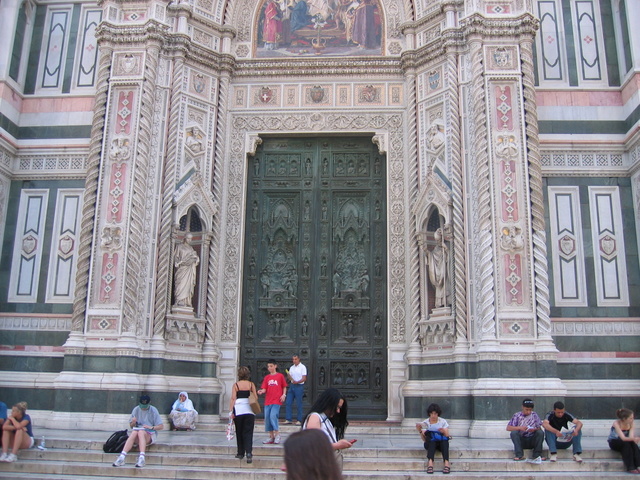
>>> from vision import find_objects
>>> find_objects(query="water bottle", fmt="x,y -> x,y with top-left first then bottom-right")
37,436 -> 46,450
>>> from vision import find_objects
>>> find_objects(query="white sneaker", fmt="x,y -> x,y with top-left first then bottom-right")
528,456 -> 542,465
6,454 -> 17,463
135,455 -> 145,468
0,453 -> 7,462
573,454 -> 583,463
549,454 -> 557,462
113,454 -> 126,467
274,434 -> 281,444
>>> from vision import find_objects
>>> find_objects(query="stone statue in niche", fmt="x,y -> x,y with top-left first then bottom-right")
301,315 -> 308,337
270,312 -> 287,336
319,315 -> 327,336
246,315 -> 254,338
334,368 -> 343,385
374,315 -> 382,337
359,270 -> 370,295
319,367 -> 325,386
260,268 -> 271,297
425,227 -> 449,308
173,233 -> 199,308
357,369 -> 367,385
346,369 -> 354,385
375,367 -> 381,387
426,122 -> 445,151
184,126 -> 205,153
333,271 -> 342,297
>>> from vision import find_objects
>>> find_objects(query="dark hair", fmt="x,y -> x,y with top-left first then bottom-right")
553,401 -> 565,410
427,403 -> 442,416
303,388 -> 348,439
616,408 -> 633,421
267,359 -> 278,366
284,429 -> 343,480
237,366 -> 251,381
522,398 -> 534,408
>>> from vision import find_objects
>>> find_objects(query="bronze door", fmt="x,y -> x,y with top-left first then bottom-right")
241,137 -> 387,419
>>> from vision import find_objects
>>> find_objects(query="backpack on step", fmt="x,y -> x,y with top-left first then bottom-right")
103,429 -> 129,453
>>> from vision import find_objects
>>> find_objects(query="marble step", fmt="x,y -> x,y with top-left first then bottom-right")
0,462 -> 633,480
39,438 -> 625,460
6,448 -> 626,473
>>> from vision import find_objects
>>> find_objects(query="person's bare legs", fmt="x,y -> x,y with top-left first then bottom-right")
138,432 -> 149,453
1,430 -> 12,455
120,430 -> 140,453
12,428 -> 30,454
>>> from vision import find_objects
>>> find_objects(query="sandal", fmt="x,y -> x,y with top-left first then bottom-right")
443,466 -> 450,474
513,456 -> 526,461
426,465 -> 434,474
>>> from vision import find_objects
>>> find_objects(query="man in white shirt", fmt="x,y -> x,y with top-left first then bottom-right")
284,354 -> 307,425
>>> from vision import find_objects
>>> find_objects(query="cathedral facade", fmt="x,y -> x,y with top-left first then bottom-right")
0,0 -> 638,434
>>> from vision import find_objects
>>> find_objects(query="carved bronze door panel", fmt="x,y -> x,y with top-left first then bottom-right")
241,137 -> 387,419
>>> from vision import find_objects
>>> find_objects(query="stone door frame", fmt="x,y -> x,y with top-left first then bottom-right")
215,111 -> 412,421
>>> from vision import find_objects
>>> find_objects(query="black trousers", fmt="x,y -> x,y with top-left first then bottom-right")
423,432 -> 450,461
609,438 -> 640,471
234,414 -> 255,456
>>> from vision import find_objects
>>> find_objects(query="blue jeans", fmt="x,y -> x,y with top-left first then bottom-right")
264,404 -> 281,432
286,384 -> 304,422
545,429 -> 582,454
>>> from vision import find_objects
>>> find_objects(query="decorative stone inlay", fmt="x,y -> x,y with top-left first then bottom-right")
552,319 -> 640,336
541,151 -> 624,171
0,315 -> 72,331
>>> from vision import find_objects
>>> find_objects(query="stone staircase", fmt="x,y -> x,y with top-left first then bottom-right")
0,426 -> 630,479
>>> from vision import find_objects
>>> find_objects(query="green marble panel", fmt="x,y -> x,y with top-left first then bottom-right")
0,387 -> 220,415
553,336 -> 640,352
599,0 -> 620,86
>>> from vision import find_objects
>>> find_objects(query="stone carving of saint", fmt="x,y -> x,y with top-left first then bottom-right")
260,269 -> 270,297
427,122 -> 445,151
301,315 -> 308,337
319,366 -> 325,386
333,271 -> 342,297
374,315 -> 382,337
246,315 -> 254,338
359,270 -> 370,295
174,233 -> 199,308
425,227 -> 449,308
319,315 -> 327,336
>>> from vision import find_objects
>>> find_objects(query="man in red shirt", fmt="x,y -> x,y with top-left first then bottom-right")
258,359 -> 287,444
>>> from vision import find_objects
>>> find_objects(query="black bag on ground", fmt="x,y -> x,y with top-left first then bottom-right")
103,429 -> 129,453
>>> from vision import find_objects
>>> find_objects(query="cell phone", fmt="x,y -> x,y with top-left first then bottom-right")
349,439 -> 357,444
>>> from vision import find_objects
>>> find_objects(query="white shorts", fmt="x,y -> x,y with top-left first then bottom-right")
28,436 -> 34,448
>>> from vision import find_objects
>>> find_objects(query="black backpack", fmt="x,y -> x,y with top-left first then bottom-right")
103,429 -> 129,453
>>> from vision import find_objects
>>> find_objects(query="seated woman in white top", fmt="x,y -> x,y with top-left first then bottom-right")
416,403 -> 451,474
169,392 -> 198,430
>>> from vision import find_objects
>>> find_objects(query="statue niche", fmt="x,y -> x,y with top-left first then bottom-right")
416,209 -> 455,351
166,208 -> 207,347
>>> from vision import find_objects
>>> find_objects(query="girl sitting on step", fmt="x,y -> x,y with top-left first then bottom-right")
608,408 -> 640,474
0,401 -> 34,463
